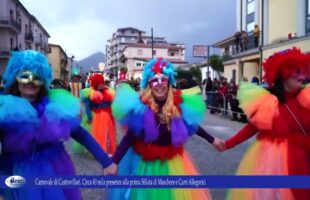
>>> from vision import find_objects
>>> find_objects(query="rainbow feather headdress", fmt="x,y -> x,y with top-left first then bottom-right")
141,58 -> 176,89
3,50 -> 52,90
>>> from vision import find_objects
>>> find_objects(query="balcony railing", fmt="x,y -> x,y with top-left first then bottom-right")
231,31 -> 262,55
25,33 -> 34,43
0,46 -> 12,58
0,17 -> 21,33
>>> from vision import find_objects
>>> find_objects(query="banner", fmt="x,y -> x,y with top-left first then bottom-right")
1,176 -> 310,189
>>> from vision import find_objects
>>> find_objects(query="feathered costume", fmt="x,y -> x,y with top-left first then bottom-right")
109,58 -> 212,200
75,73 -> 116,155
0,50 -> 112,200
225,48 -> 310,200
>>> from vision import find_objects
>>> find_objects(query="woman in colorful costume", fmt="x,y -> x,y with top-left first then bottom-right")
78,73 -> 116,155
0,50 -> 117,200
109,58 -> 225,200
224,47 -> 310,200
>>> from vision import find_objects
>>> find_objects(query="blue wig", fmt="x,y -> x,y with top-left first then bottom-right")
141,58 -> 176,89
3,50 -> 52,90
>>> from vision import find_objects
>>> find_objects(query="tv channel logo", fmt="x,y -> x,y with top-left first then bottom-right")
5,176 -> 26,188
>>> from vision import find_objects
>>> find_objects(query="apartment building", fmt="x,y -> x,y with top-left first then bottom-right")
106,27 -> 168,68
213,0 -> 310,83
48,44 -> 70,81
0,0 -> 50,79
121,43 -> 187,79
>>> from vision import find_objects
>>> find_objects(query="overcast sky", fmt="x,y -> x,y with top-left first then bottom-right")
20,0 -> 236,62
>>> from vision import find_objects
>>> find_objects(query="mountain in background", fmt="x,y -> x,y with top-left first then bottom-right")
75,52 -> 106,73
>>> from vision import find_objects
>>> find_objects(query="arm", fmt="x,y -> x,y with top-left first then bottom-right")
197,126 -> 226,151
225,123 -> 258,149
71,126 -> 112,168
196,126 -> 214,144
112,130 -> 135,164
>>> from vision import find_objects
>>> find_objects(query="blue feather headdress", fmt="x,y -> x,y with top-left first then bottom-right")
141,58 -> 176,89
3,50 -> 52,90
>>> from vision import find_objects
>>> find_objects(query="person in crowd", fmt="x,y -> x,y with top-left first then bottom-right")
253,25 -> 260,48
109,58 -> 225,200
78,73 -> 116,156
0,50 -> 117,200
224,48 -> 310,200
234,31 -> 241,53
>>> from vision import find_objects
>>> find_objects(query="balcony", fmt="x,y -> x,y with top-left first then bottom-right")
214,31 -> 262,62
0,46 -> 11,59
0,17 -> 21,33
35,39 -> 42,46
230,32 -> 262,57
25,33 -> 34,44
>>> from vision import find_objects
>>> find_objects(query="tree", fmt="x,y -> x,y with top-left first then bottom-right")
209,54 -> 224,77
176,66 -> 202,88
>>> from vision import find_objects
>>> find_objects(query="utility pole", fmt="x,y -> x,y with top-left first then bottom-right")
207,45 -> 210,77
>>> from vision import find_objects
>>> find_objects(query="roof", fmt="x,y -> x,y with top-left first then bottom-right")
123,56 -> 187,64
117,27 -> 146,33
123,43 -> 185,51
212,35 -> 235,48
48,43 -> 67,57
16,0 -> 50,37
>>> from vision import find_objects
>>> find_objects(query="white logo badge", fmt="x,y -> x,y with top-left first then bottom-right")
5,176 -> 26,188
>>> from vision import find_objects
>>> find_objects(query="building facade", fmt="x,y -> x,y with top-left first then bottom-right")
213,0 -> 310,84
0,0 -> 50,80
106,27 -> 168,69
121,43 -> 187,79
47,44 -> 70,81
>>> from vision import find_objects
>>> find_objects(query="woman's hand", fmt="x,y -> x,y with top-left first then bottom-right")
212,137 -> 226,152
103,163 -> 118,175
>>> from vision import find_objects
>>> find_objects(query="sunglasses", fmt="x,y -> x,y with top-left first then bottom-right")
149,78 -> 169,88
16,71 -> 44,86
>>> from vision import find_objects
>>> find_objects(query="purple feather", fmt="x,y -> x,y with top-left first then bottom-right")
143,108 -> 159,142
171,118 -> 189,146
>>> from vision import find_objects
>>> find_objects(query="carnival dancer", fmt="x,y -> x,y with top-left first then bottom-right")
109,58 -> 225,200
0,50 -> 117,200
68,67 -> 83,98
78,73 -> 116,155
224,47 -> 310,200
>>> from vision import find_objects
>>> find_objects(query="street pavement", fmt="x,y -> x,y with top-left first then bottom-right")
68,112 -> 254,200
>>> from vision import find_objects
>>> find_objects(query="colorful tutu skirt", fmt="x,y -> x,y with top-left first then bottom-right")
92,108 -> 116,155
108,142 -> 211,200
1,144 -> 81,200
227,136 -> 310,200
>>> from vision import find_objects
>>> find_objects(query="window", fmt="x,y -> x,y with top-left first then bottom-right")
169,51 -> 175,56
25,24 -> 28,34
247,21 -> 255,32
10,10 -> 13,19
137,49 -> 143,56
246,0 -> 255,32
152,50 -> 156,56
232,69 -> 236,83
10,38 -> 14,50
307,0 -> 310,35
136,62 -> 142,67
247,0 -> 255,14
